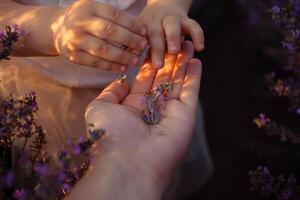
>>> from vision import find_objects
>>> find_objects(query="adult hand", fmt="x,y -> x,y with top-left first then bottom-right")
51,0 -> 148,71
79,41 -> 203,199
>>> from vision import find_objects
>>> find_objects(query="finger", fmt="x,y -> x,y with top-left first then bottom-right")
70,35 -> 141,67
84,17 -> 148,51
69,51 -> 126,72
93,2 -> 147,36
152,54 -> 177,88
163,16 -> 181,54
181,18 -> 205,51
179,59 -> 203,109
131,61 -> 157,94
148,23 -> 165,69
170,41 -> 194,98
96,77 -> 130,104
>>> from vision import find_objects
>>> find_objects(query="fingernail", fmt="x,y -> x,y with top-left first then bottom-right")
132,56 -> 140,65
169,46 -> 179,54
154,60 -> 163,69
140,40 -> 147,49
197,44 -> 204,51
140,27 -> 147,36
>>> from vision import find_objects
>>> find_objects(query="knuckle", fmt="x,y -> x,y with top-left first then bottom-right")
164,15 -> 178,23
104,23 -> 117,38
188,19 -> 199,27
148,26 -> 164,36
112,9 -> 122,22
98,43 -> 109,57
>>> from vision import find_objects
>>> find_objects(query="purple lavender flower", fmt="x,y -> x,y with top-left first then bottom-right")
33,164 -> 49,176
57,171 -> 67,182
11,24 -> 19,31
0,92 -> 101,200
0,24 -> 26,60
281,188 -> 293,200
291,29 -> 300,38
13,189 -> 26,200
249,167 -> 299,200
141,82 -> 172,125
281,41 -> 294,51
270,5 -> 281,14
0,32 -> 5,40
5,171 -> 14,187
72,144 -> 81,155
253,113 -> 270,128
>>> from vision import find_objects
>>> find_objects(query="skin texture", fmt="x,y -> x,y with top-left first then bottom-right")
66,41 -> 203,200
139,0 -> 205,68
52,0 -> 148,71
0,0 -> 204,72
0,0 -> 147,71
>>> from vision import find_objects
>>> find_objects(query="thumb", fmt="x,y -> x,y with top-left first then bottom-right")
96,74 -> 129,104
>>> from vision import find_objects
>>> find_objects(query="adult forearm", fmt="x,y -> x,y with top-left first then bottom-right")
147,0 -> 193,12
0,1 -> 61,56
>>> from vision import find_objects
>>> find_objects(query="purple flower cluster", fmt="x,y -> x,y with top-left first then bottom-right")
244,1 -> 300,142
141,82 -> 172,125
249,166 -> 300,200
253,113 -> 300,144
241,1 -> 300,198
0,24 -> 26,61
0,93 -> 103,200
265,73 -> 300,115
0,92 -> 38,147
268,1 -> 300,73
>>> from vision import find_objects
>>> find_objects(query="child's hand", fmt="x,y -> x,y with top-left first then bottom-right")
138,0 -> 204,69
52,0 -> 148,72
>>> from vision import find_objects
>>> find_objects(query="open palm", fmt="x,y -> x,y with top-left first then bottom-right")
85,41 -> 203,187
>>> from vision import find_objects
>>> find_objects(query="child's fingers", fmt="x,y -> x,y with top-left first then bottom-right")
162,16 -> 181,54
148,23 -> 165,69
181,18 -> 205,51
69,51 -> 126,72
152,54 -> 177,88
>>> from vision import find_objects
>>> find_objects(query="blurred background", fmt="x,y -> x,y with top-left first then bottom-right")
186,0 -> 300,199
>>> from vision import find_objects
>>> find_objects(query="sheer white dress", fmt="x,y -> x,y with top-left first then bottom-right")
0,0 -> 213,198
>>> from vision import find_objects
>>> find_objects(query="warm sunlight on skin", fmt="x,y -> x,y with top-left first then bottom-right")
0,5 -> 57,56
65,41 -> 202,200
49,1 -> 148,71
0,0 -> 148,72
134,52 -> 186,88
51,13 -> 69,55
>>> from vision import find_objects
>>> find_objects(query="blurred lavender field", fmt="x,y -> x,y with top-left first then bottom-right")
186,0 -> 300,199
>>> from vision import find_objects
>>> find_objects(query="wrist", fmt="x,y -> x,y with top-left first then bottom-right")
94,153 -> 166,200
50,6 -> 66,55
